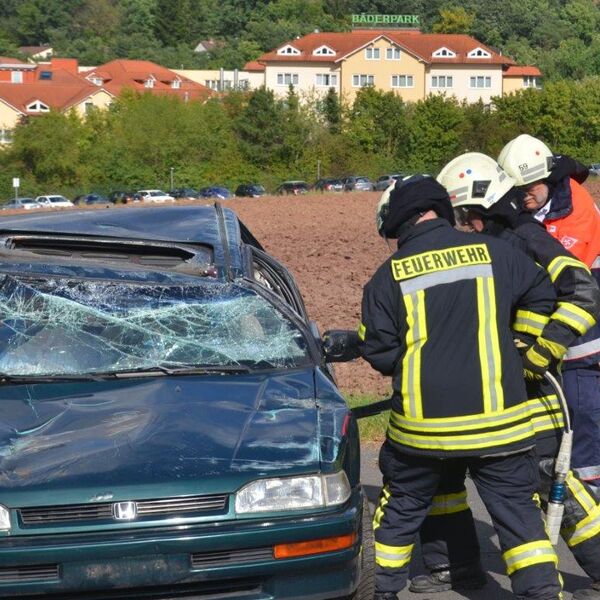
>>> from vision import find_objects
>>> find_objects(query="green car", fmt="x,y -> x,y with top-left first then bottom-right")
0,205 -> 374,599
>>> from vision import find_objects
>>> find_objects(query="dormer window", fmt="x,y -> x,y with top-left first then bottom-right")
432,47 -> 456,58
277,44 -> 301,56
171,78 -> 181,89
144,76 -> 155,88
87,75 -> 103,86
313,45 -> 335,56
26,100 -> 49,113
468,47 -> 492,58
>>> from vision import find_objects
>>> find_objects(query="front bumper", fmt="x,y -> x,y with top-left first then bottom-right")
0,489 -> 364,599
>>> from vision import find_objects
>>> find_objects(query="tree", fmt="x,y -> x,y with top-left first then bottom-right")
322,87 -> 342,133
432,7 -> 474,34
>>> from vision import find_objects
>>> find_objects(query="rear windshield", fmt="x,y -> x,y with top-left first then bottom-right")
0,275 -> 310,376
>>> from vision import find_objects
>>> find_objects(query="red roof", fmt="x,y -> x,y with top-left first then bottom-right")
0,57 -> 26,65
243,60 -> 265,72
258,30 -> 515,66
504,65 -> 542,77
82,59 -> 212,100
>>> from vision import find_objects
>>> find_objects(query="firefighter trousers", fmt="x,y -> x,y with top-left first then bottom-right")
374,441 -> 561,598
419,460 -> 600,582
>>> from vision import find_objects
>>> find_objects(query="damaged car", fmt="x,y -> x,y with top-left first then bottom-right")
0,205 -> 372,600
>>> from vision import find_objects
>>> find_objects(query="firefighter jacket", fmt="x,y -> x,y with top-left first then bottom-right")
360,219 -> 556,458
498,220 -> 600,370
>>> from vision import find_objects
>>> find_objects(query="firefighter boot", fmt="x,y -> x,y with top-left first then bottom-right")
573,582 -> 600,600
409,562 -> 487,593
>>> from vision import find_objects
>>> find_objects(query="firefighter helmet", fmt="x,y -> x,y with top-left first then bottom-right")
437,152 -> 516,209
497,134 -> 555,186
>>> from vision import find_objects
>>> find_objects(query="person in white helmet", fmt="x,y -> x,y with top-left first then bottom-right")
499,134 -> 600,494
411,153 -> 600,600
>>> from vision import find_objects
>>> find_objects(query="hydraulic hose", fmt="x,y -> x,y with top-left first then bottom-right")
543,371 -> 573,545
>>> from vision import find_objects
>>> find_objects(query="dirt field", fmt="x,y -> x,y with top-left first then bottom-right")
3,179 -> 600,397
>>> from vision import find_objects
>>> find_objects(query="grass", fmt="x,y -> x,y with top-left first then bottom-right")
344,394 -> 390,442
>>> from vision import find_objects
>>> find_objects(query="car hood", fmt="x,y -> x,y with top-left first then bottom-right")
0,369 -> 321,506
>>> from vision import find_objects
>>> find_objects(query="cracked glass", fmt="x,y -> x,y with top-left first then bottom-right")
0,275 -> 310,376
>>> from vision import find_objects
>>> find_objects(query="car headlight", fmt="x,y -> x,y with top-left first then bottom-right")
235,472 -> 351,514
0,505 -> 11,531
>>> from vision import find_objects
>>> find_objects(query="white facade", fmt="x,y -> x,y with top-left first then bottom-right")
174,69 -> 264,92
427,64 -> 504,104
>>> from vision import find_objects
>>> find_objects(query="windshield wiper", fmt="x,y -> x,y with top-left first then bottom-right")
0,372 -> 105,385
106,365 -> 252,378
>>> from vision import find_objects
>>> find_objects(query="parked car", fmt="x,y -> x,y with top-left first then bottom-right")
313,178 -> 344,193
73,193 -> 112,207
275,181 -> 310,195
137,189 -> 175,203
198,186 -> 233,199
235,184 -> 266,198
343,176 -> 374,192
589,163 -> 600,176
0,205 -> 373,599
109,191 -> 136,204
34,194 -> 74,208
1,197 -> 42,210
169,188 -> 200,200
374,173 -> 405,191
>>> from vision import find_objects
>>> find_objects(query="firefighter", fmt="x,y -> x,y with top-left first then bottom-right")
499,135 -> 600,492
361,174 -> 561,600
410,153 -> 600,599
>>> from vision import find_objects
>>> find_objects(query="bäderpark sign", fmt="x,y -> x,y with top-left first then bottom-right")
351,14 -> 420,26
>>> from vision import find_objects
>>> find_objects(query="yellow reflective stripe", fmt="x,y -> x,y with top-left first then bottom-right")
552,302 -> 597,336
513,309 -> 550,337
531,412 -> 564,434
564,505 -> 600,547
547,255 -> 591,283
401,290 -> 427,419
358,323 -> 366,341
565,472 -> 596,513
503,540 -> 558,575
387,420 -> 534,451
537,337 -> 568,360
429,491 -> 469,516
373,485 -> 390,531
477,276 -> 503,412
375,541 -> 414,568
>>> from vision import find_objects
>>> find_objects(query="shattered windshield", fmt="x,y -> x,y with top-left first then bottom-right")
0,275 -> 310,376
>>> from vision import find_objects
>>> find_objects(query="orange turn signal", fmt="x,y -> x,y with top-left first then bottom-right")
273,532 -> 357,559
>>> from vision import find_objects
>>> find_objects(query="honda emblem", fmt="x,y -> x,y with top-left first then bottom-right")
113,501 -> 137,521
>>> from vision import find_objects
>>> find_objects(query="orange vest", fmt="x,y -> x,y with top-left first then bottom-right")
544,179 -> 600,268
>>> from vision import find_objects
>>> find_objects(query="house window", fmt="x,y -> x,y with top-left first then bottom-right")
11,71 -> 22,83
276,73 -> 299,86
468,47 -> 492,58
431,75 -> 453,88
89,76 -> 103,86
365,47 -> 380,60
391,75 -> 414,88
26,100 -> 50,112
171,79 -> 181,89
144,78 -> 155,88
277,45 -> 301,56
352,74 -> 374,87
84,101 -> 95,114
0,129 -> 12,143
469,76 -> 492,88
523,76 -> 541,88
386,47 -> 401,60
205,80 -> 219,90
316,73 -> 338,86
432,47 -> 456,58
313,45 -> 335,56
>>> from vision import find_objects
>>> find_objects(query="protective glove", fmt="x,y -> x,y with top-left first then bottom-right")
522,342 -> 553,380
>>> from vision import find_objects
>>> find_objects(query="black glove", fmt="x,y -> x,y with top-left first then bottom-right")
522,342 -> 553,380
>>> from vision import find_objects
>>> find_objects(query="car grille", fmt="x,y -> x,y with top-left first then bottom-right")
0,564 -> 59,582
19,494 -> 228,525
191,547 -> 273,569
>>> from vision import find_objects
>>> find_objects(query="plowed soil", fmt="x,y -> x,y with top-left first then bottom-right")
4,180 -> 600,397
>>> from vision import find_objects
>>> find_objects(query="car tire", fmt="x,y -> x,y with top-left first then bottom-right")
349,497 -> 376,600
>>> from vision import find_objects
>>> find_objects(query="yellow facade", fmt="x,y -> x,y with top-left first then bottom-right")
340,37 -> 425,103
0,99 -> 21,130
72,89 -> 114,118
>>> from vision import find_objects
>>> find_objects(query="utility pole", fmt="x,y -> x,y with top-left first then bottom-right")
317,160 -> 321,180
170,167 -> 174,191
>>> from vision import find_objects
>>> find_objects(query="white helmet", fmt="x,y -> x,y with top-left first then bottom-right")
376,181 -> 395,236
436,152 -> 515,209
497,134 -> 554,186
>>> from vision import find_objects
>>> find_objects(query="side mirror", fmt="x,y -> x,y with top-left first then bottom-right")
322,329 -> 362,363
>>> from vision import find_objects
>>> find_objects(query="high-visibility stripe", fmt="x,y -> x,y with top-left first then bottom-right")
387,419 -> 535,451
531,412 -> 564,434
552,302 -> 597,336
563,505 -> 600,547
547,255 -> 591,283
373,485 -> 390,531
358,322 -> 366,341
537,337 -> 567,360
593,256 -> 600,269
375,541 -> 414,568
565,472 -> 597,513
401,291 -> 427,419
502,540 -> 558,575
520,163 -> 547,182
428,491 -> 469,516
513,309 -> 550,337
399,264 -> 492,293
565,338 -> 600,361
477,277 -> 503,412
